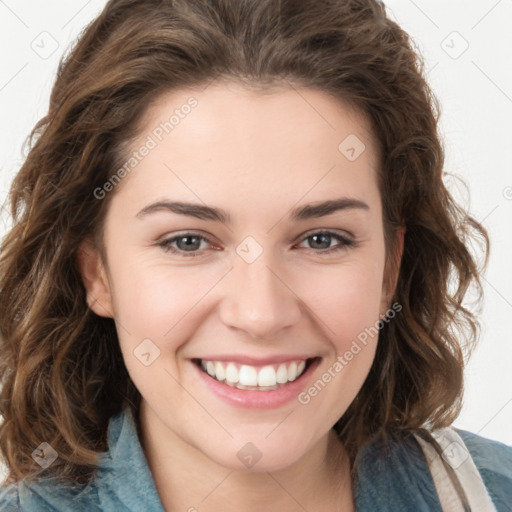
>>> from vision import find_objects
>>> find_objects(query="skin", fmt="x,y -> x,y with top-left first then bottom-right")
78,80 -> 404,511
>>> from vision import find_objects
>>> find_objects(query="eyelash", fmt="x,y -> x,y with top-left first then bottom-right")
156,230 -> 356,258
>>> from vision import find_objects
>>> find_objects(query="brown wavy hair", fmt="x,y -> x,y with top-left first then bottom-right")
0,0 -> 489,503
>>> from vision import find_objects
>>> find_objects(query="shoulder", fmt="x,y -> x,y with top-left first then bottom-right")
455,428 -> 512,509
354,430 -> 444,510
0,477 -> 101,512
0,407 -> 163,511
0,410 -> 124,512
0,484 -> 19,511
353,428 -> 512,511
455,428 -> 512,470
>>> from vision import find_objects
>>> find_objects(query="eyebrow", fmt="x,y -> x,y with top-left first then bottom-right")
135,197 -> 370,223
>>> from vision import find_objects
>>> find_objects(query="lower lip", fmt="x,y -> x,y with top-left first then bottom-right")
193,358 -> 321,409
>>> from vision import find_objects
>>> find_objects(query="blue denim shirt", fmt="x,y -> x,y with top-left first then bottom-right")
1,407 -> 511,511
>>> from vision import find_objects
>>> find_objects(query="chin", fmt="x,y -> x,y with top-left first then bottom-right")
199,433 -> 316,474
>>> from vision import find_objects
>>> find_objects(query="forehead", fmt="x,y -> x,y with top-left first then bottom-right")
138,80 -> 378,158
112,81 -> 381,216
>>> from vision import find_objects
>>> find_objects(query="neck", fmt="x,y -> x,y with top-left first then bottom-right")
139,402 -> 355,512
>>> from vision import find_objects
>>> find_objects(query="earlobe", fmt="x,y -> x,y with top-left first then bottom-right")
76,239 -> 114,318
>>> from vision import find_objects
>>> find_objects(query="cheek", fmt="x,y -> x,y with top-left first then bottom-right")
110,251 -> 385,340
108,264 -> 203,399
109,248 -> 385,430
299,259 -> 385,344
107,233 -> 385,358
294,260 -> 384,415
108,260 -> 225,346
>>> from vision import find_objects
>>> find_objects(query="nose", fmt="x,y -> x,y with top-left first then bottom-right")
218,253 -> 302,340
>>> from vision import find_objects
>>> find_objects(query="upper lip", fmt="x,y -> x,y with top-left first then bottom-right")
193,354 -> 318,365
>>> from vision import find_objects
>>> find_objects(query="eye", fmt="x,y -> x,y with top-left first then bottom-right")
157,230 -> 356,258
157,232 -> 214,257
296,230 -> 355,254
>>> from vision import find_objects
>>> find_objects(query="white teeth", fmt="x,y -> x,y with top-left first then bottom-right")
258,365 -> 277,387
225,363 -> 239,383
214,362 -> 225,382
199,359 -> 310,389
276,364 -> 288,384
287,361 -> 298,382
206,361 -> 216,377
239,365 -> 258,386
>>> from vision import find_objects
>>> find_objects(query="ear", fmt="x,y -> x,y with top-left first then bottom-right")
380,225 -> 406,316
76,238 -> 114,318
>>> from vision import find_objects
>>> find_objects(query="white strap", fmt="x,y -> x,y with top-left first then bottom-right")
413,427 -> 497,512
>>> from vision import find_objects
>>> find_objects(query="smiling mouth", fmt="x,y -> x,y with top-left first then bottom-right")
193,357 -> 318,391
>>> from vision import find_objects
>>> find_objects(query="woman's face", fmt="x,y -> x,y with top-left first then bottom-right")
79,81 -> 403,472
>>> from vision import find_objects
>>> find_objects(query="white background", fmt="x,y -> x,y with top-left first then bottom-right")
0,0 -> 511,461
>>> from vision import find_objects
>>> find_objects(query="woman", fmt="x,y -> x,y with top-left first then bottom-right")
0,0 -> 511,510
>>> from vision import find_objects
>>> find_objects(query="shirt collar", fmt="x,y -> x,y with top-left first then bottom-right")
94,406 -> 166,511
